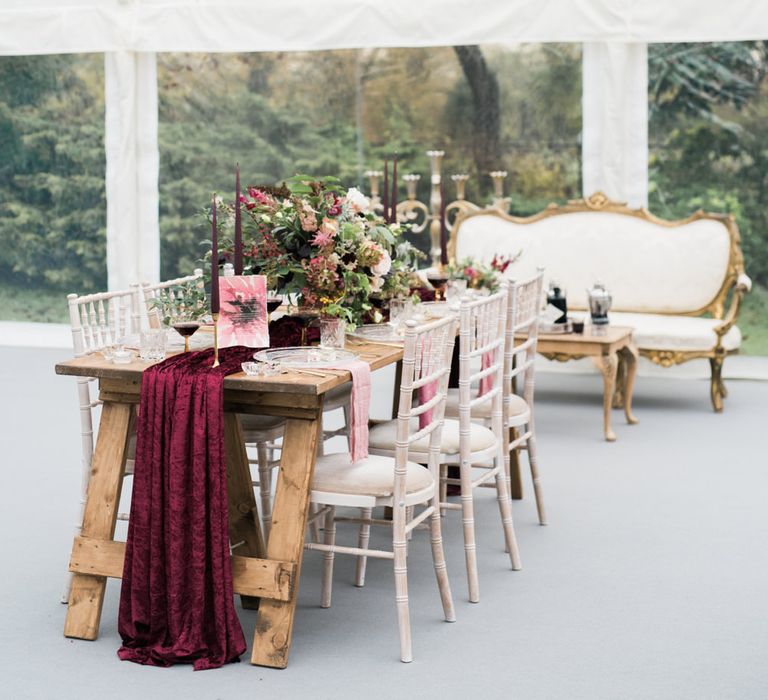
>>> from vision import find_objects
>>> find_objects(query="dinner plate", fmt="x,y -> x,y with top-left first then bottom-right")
253,346 -> 359,368
419,301 -> 455,318
347,324 -> 405,344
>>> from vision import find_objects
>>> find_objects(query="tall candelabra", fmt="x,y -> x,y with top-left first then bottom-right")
365,149 -> 510,267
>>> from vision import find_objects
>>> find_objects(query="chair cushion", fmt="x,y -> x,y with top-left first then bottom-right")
312,453 -> 434,497
368,418 -> 496,456
608,312 -> 741,352
323,382 -> 352,411
444,388 -> 529,419
239,413 -> 286,434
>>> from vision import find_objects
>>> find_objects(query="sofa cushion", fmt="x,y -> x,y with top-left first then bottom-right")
454,210 -> 732,314
609,312 -> 741,352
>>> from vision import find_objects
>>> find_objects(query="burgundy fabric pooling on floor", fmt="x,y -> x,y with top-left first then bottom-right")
118,346 -> 254,670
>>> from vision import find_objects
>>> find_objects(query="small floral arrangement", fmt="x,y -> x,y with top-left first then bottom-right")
214,175 -> 415,326
147,279 -> 208,327
447,252 -> 521,292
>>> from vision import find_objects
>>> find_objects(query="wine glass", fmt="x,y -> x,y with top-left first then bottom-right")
172,311 -> 202,353
266,292 -> 283,324
427,271 -> 449,301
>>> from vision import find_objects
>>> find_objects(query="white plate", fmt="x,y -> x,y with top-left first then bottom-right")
253,346 -> 359,368
419,301 -> 455,318
347,324 -> 405,344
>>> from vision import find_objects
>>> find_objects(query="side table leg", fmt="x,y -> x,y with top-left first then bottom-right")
64,401 -> 132,639
251,415 -> 321,668
591,353 -> 619,442
620,345 -> 639,425
224,413 -> 266,611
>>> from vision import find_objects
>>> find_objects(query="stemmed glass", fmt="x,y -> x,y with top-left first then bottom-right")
172,311 -> 201,353
266,292 -> 283,324
426,271 -> 450,301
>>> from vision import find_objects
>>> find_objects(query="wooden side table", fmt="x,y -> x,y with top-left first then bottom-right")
534,325 -> 639,442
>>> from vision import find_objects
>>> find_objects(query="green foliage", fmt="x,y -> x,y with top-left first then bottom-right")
0,55 -> 106,294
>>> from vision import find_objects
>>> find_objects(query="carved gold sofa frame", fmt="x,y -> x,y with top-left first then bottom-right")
449,193 -> 752,412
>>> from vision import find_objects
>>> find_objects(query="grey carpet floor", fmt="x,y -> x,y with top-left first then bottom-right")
0,347 -> 766,700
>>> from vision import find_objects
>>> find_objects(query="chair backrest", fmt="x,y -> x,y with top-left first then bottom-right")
66,285 -> 141,517
67,286 -> 141,357
395,316 -> 458,502
141,268 -> 204,329
457,289 -> 508,438
504,270 -> 544,410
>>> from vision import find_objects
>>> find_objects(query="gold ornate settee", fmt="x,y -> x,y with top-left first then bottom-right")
450,193 -> 752,411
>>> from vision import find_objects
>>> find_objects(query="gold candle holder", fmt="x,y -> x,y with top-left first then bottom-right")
212,312 -> 220,367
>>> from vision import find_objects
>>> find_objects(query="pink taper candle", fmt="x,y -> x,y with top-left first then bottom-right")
234,163 -> 243,275
211,195 -> 220,314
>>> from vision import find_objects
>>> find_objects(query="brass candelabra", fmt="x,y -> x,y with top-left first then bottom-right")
365,150 -> 511,267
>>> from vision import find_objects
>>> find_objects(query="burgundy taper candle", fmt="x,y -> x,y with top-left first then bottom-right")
382,159 -> 390,224
391,153 -> 398,224
439,179 -> 448,266
211,194 -> 220,314
234,163 -> 243,275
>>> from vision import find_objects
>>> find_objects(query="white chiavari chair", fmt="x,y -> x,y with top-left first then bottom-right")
61,285 -> 142,602
503,272 -> 546,524
364,292 -> 520,605
305,316 -> 457,663
445,272 -> 546,525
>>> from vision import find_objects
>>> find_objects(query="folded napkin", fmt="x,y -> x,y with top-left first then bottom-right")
418,335 -> 437,430
327,358 -> 371,463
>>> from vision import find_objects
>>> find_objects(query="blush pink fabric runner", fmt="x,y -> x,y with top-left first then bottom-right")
327,358 -> 371,462
118,346 -> 255,670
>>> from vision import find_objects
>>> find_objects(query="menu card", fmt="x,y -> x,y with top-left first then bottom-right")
218,275 -> 269,348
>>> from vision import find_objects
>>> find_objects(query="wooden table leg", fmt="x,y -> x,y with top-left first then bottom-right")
591,352 -> 618,442
64,401 -> 133,639
619,345 -> 639,426
508,427 -> 524,500
224,413 -> 266,611
251,414 -> 321,668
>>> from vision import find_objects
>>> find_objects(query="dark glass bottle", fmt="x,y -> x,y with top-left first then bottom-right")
547,282 -> 568,324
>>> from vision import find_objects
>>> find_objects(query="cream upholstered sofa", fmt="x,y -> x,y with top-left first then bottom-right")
449,193 -> 752,411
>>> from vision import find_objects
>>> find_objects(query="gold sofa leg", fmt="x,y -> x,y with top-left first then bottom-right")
709,356 -> 725,413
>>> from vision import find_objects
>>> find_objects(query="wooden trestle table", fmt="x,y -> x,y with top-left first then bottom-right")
55,340 -> 403,669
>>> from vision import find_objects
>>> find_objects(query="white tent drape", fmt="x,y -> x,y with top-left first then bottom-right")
2,1 -> 768,53
582,43 -> 649,208
105,52 -> 160,290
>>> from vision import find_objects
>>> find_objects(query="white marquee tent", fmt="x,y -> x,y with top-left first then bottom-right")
2,0 -> 766,290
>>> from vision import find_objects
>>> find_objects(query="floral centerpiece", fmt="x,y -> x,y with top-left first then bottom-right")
447,252 -> 521,293
214,175 -> 418,327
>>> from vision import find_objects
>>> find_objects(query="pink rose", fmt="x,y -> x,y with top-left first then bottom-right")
371,249 -> 391,277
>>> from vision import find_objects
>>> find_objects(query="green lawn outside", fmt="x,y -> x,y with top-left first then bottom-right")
1,279 -> 767,355
0,281 -> 69,324
739,281 -> 768,355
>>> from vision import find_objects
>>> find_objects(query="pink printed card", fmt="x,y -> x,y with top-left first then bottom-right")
218,275 -> 269,348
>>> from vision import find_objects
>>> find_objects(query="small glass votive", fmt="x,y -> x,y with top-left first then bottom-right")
139,329 -> 167,361
241,361 -> 262,376
112,345 -> 133,364
445,278 -> 468,304
319,317 -> 346,350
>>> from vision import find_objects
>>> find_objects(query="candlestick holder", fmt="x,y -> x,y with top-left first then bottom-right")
212,312 -> 220,367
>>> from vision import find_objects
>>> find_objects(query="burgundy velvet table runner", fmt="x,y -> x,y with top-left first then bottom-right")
118,346 -> 254,670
